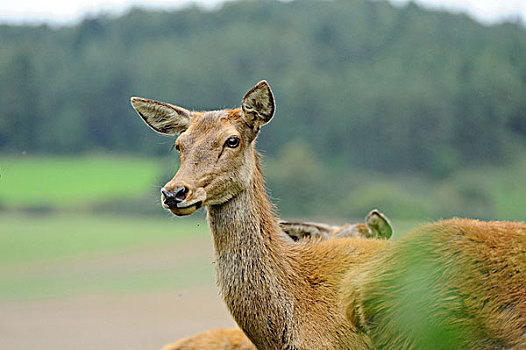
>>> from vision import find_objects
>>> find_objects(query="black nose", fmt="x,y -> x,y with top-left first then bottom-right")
161,186 -> 188,208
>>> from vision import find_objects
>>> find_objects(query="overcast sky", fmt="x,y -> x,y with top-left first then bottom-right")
1,0 -> 525,26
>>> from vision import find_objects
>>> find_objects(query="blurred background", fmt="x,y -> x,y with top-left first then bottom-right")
0,0 -> 525,348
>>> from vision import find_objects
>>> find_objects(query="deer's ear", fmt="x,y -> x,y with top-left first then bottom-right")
130,97 -> 193,135
366,209 -> 393,240
241,80 -> 275,129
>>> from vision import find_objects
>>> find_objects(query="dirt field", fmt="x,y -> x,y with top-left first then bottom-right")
0,236 -> 237,350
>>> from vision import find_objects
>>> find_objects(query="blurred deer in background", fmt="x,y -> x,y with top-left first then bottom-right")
279,209 -> 392,242
131,81 -> 526,350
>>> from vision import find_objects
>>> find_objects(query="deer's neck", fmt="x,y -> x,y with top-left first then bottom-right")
207,165 -> 296,349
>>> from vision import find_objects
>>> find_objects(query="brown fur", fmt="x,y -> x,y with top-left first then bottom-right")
162,328 -> 254,350
131,81 -> 526,350
355,219 -> 526,349
161,213 -> 393,350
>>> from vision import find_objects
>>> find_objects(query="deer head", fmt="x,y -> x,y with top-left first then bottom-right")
131,81 -> 275,216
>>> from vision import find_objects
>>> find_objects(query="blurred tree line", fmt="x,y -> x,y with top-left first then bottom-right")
1,0 -> 525,220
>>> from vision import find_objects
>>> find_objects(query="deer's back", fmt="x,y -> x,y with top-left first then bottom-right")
360,218 -> 526,349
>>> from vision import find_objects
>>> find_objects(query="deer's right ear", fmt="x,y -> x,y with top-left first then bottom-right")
130,97 -> 193,135
241,80 -> 275,130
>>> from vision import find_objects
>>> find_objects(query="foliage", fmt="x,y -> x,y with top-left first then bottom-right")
264,139 -> 329,216
267,145 -> 526,220
1,0 -> 525,220
341,181 -> 433,220
0,0 -> 525,175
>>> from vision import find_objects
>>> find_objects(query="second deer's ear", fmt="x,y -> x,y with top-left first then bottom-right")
241,80 -> 275,129
130,97 -> 193,135
366,209 -> 393,240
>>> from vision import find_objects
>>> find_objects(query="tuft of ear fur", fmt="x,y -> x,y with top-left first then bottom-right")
241,80 -> 275,129
130,97 -> 193,135
366,209 -> 393,239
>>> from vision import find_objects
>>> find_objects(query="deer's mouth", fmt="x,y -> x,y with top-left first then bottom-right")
169,201 -> 202,216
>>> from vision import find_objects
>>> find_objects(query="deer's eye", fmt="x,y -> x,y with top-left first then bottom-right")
175,144 -> 180,152
170,143 -> 180,152
225,136 -> 240,148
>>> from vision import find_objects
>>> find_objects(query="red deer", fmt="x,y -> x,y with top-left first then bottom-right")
162,211 -> 393,350
131,81 -> 526,349
279,209 -> 392,242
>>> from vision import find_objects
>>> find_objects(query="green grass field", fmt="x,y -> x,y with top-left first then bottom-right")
0,212 -> 421,301
0,213 -> 208,266
0,156 -> 163,209
0,155 -> 522,301
0,212 -> 211,300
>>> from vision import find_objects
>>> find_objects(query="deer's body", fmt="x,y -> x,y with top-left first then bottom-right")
360,219 -> 526,349
131,81 -> 526,350
163,212 -> 393,350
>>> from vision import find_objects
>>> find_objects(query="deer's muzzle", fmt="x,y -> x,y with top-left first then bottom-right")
160,186 -> 206,216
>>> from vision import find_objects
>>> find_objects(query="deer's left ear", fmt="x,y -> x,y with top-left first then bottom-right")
241,80 -> 275,129
130,97 -> 193,135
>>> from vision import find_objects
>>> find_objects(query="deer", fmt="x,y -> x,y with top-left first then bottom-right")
162,211 -> 393,350
162,327 -> 255,350
278,209 -> 393,242
131,81 -> 526,350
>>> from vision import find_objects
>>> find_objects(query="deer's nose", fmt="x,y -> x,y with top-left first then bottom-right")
161,186 -> 188,208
